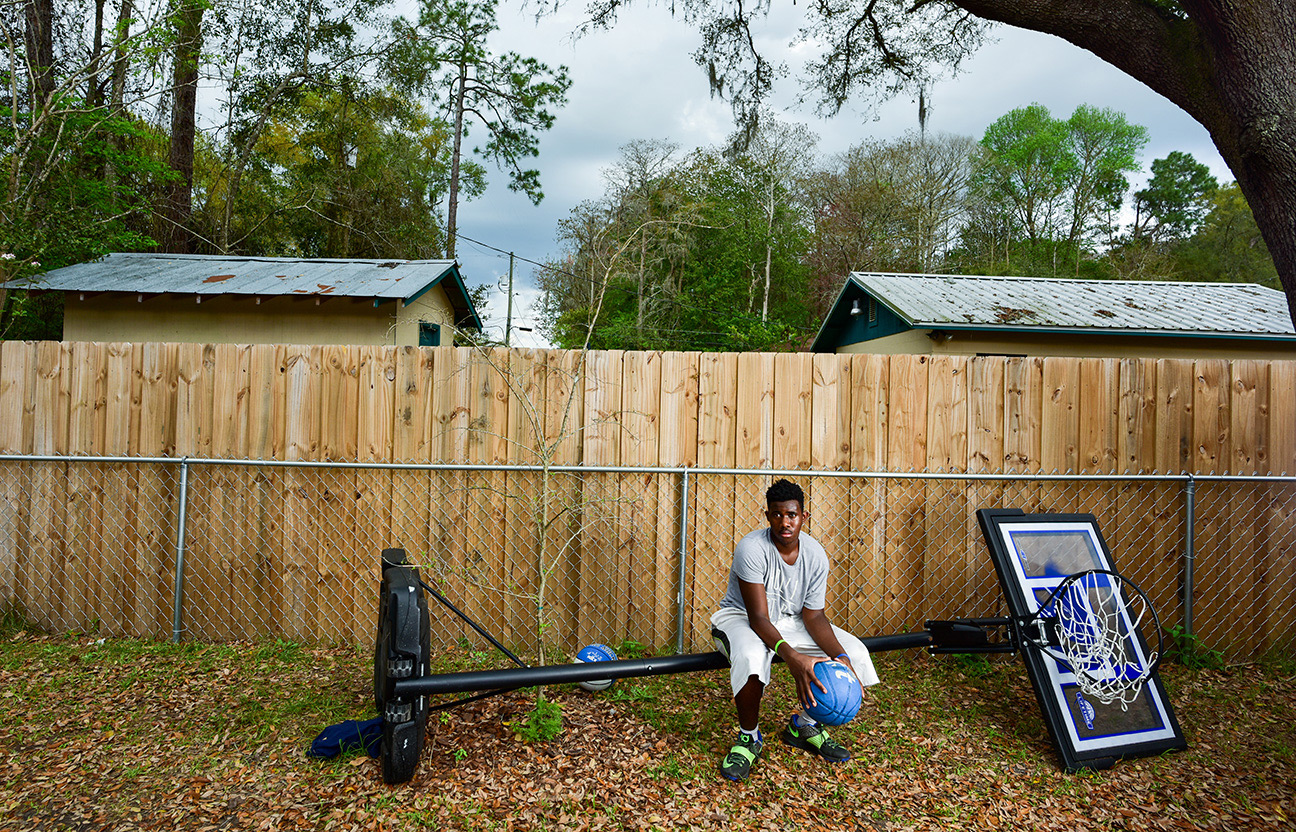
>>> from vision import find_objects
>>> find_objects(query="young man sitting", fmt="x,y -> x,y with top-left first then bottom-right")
710,478 -> 880,781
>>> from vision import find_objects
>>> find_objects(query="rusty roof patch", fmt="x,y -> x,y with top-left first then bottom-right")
994,306 -> 1032,324
203,274 -> 236,283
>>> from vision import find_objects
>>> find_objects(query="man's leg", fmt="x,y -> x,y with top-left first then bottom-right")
712,609 -> 776,782
735,674 -> 763,731
720,674 -> 766,781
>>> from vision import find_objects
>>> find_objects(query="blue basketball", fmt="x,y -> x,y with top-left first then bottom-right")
804,660 -> 862,726
574,643 -> 617,692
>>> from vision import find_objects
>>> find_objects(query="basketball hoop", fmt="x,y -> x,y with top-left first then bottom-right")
1020,569 -> 1164,711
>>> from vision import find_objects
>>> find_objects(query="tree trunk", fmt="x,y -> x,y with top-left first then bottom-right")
88,0 -> 108,108
954,0 -> 1296,327
164,0 -> 205,254
446,65 -> 468,260
24,0 -> 55,111
110,0 -> 133,113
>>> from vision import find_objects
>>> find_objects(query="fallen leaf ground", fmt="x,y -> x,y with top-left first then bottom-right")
1,631 -> 1293,831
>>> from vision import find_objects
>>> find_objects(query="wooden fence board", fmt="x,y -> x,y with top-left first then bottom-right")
736,353 -> 775,471
133,342 -> 176,638
200,343 -> 243,640
1263,362 -> 1296,654
29,342 -> 70,629
1077,360 -> 1118,571
809,354 -> 850,624
925,355 -> 968,624
1151,359 -> 1195,631
1191,359 -> 1231,649
967,357 -> 1005,617
316,345 -> 358,642
240,344 -> 280,640
1226,360 -> 1264,655
66,341 -> 106,633
621,350 -> 661,645
0,342 -> 33,607
505,348 -> 545,654
847,354 -> 888,636
579,350 -> 622,646
657,351 -> 698,648
392,346 -> 441,644
886,355 -> 928,631
432,347 -> 473,647
691,352 -> 738,650
354,346 -> 395,641
101,343 -> 136,636
468,348 -> 511,644
282,346 -> 321,641
544,349 -> 583,652
1117,359 -> 1173,609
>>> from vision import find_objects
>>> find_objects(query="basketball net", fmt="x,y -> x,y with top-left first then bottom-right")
1039,570 -> 1159,711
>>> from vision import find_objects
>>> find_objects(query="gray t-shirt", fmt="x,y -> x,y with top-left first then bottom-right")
718,529 -> 830,620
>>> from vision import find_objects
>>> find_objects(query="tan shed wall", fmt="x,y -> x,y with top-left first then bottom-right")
838,329 -> 1296,360
62,288 -> 460,346
394,287 -> 457,345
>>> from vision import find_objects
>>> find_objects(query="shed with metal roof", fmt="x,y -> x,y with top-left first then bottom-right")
811,272 -> 1296,359
30,253 -> 482,346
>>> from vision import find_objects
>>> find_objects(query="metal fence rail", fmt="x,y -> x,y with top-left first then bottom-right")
0,454 -> 1292,660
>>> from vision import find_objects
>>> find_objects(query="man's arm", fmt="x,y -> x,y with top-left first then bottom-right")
802,607 -> 857,680
739,579 -> 828,707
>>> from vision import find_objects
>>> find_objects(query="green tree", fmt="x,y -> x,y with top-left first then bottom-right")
725,115 -> 818,322
1062,104 -> 1149,266
573,0 -> 1296,327
1,1 -> 172,337
977,104 -> 1075,249
1132,151 -> 1219,243
964,103 -> 1145,276
803,130 -> 975,310
538,138 -> 816,352
397,0 -> 571,257
196,84 -> 456,258
1173,182 -> 1279,289
203,0 -> 396,253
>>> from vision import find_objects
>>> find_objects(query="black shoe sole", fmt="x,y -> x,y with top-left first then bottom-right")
780,728 -> 850,763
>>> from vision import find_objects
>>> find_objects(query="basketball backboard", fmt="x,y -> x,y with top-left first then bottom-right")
977,508 -> 1187,771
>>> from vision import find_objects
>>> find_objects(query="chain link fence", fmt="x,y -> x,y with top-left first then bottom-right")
1,456 -> 1292,660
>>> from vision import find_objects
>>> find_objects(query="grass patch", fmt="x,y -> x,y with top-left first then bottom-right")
512,697 -> 563,742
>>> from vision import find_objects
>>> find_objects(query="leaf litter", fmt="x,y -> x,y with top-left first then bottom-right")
0,632 -> 1293,831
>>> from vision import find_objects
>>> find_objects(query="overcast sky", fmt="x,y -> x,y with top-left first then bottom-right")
438,3 -> 1231,347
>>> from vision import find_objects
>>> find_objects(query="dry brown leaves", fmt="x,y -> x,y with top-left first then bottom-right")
1,636 -> 1293,831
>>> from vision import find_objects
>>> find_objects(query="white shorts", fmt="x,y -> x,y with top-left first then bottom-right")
710,606 -> 881,698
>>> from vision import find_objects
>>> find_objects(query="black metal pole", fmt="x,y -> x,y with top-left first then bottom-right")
392,632 -> 936,698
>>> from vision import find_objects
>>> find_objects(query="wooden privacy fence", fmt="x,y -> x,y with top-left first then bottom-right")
0,341 -> 1293,656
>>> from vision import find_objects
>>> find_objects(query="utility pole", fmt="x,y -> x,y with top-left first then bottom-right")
504,252 -> 515,347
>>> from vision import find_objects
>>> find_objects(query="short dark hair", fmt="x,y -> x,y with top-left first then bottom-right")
765,478 -> 804,509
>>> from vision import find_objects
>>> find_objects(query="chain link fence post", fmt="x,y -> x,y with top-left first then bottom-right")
1182,474 -> 1196,638
674,467 -> 691,654
171,458 -> 191,643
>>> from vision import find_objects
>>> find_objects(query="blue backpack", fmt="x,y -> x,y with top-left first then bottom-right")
307,717 -> 384,759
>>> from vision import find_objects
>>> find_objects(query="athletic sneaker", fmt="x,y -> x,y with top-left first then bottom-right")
719,732 -> 763,781
780,715 -> 850,763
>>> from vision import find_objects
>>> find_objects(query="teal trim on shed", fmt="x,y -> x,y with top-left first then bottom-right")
811,282 -> 912,351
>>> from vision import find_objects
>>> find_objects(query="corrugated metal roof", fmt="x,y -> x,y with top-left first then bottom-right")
25,253 -> 459,300
850,272 -> 1294,336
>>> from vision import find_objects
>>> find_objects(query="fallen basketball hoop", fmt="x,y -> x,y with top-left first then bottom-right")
372,508 -> 1187,784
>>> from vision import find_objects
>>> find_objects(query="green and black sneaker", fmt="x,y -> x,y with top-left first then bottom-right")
719,732 -> 763,781
781,716 -> 850,763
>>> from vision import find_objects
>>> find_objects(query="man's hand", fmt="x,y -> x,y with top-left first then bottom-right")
784,648 -> 828,710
